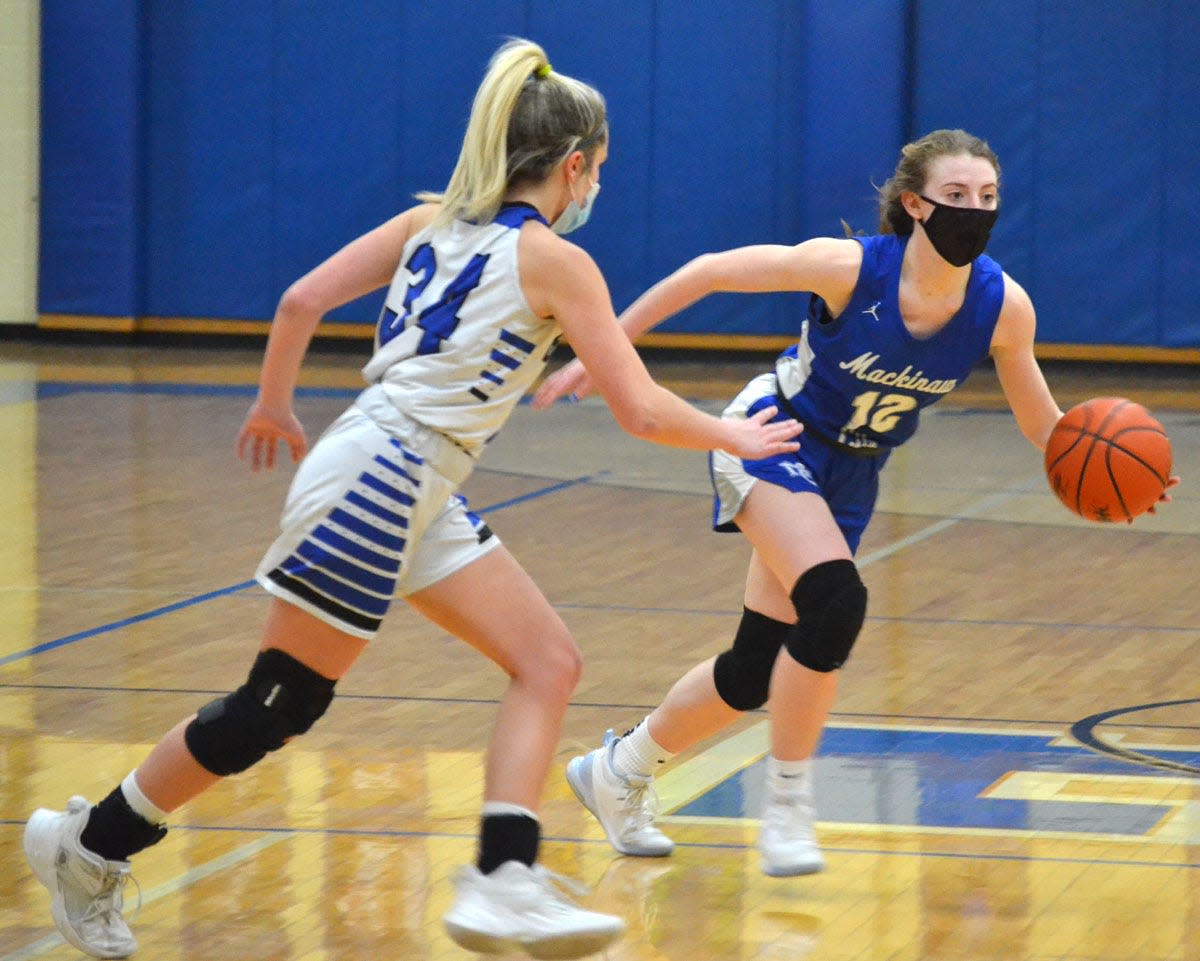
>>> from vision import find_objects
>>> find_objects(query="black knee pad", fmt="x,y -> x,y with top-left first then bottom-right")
184,648 -> 337,776
713,608 -> 792,711
783,559 -> 867,673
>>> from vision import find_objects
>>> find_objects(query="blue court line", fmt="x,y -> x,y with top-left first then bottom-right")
0,475 -> 604,669
3,675 -> 1195,739
0,817 -> 1193,871
0,581 -> 256,668
34,382 -> 359,400
476,474 -> 605,513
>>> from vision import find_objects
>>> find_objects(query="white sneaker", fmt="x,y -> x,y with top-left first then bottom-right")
443,860 -> 625,959
565,729 -> 674,857
23,797 -> 139,959
758,759 -> 825,877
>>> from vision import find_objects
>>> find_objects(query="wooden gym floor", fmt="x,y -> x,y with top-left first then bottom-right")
0,339 -> 1197,961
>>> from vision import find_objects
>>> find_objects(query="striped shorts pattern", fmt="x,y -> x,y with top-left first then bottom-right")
264,437 -> 421,634
256,401 -> 496,639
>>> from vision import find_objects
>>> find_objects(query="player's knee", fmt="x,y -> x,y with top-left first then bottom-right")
548,636 -> 584,700
713,608 -> 792,711
517,627 -> 582,705
184,648 -> 337,776
783,560 -> 867,673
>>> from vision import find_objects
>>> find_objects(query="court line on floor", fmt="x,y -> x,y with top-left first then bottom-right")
2,483 -> 1136,959
3,832 -> 294,961
0,475 -> 605,670
1072,698 -> 1200,775
0,485 -> 1025,675
0,582 -> 256,668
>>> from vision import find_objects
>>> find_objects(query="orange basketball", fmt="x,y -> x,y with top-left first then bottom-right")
1044,397 -> 1172,522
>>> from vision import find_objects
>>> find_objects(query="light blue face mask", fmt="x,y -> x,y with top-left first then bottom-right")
551,180 -> 600,235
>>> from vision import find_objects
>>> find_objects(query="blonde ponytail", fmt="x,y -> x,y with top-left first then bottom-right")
417,38 -> 608,228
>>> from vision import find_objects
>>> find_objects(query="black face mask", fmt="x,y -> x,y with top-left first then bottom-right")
917,196 -> 999,267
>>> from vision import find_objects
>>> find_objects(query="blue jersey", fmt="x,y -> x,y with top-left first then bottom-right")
776,233 -> 1004,455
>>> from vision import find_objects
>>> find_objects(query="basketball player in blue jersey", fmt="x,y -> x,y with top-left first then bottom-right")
535,129 -> 1177,876
22,39 -> 802,960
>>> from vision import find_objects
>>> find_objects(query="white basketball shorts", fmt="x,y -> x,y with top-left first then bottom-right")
255,386 -> 501,639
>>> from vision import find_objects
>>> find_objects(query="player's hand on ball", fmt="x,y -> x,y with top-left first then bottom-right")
1139,474 -> 1181,521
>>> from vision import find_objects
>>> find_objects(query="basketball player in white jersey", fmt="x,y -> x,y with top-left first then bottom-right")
22,39 -> 802,960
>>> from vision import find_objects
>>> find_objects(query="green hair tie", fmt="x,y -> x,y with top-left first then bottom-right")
535,63 -> 552,79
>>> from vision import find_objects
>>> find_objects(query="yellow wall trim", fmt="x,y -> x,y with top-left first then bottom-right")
36,315 -> 1200,365
39,314 -> 137,333
38,315 -> 375,339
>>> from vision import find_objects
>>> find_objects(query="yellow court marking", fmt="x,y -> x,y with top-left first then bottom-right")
659,813 -> 1195,848
983,771 -> 1200,844
655,720 -> 1200,846
656,718 -> 1065,815
655,722 -> 769,814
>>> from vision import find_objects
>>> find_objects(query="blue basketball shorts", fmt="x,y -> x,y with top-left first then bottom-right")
708,374 -> 885,554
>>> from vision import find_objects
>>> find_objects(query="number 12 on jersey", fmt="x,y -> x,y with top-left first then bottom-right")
841,390 -> 918,434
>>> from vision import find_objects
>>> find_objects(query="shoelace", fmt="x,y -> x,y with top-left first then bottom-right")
617,775 -> 661,834
64,866 -> 142,926
602,734 -> 662,838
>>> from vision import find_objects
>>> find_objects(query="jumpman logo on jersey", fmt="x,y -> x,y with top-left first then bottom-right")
862,301 -> 882,322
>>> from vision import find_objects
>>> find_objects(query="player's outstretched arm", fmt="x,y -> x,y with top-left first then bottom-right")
533,237 -> 858,409
525,231 -> 801,457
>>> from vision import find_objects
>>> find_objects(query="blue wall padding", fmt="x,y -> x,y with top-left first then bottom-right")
1034,3 -> 1162,347
911,0 -> 1041,292
914,0 -> 1200,348
1162,0 -> 1200,348
38,1 -> 1200,349
793,1 -> 908,240
142,1 -> 276,319
39,0 -> 144,316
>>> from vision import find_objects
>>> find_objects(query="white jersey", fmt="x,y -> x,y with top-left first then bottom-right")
362,204 -> 560,456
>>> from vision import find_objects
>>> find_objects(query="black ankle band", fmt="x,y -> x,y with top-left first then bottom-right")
477,813 -> 540,874
80,786 -> 168,862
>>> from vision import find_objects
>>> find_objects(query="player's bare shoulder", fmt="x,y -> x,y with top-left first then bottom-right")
803,235 -> 864,272
401,203 -> 441,242
375,202 -> 440,254
992,270 -> 1037,350
788,235 -> 863,304
517,220 -> 601,318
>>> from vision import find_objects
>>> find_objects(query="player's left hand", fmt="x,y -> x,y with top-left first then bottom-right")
236,399 -> 308,471
532,358 -> 593,409
722,406 -> 803,459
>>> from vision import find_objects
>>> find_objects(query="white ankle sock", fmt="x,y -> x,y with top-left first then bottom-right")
767,756 -> 814,794
480,800 -> 539,821
613,719 -> 673,778
121,770 -> 169,825
769,756 -> 812,777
